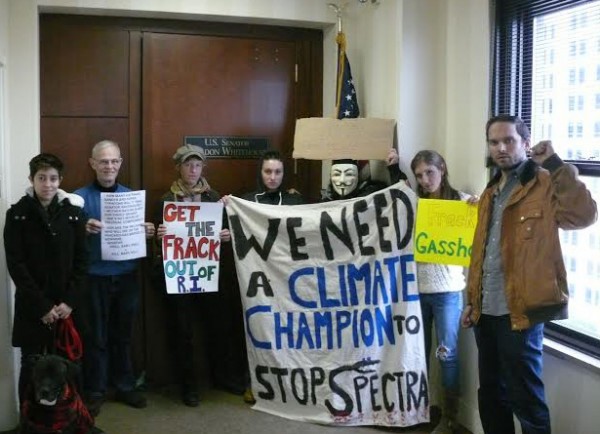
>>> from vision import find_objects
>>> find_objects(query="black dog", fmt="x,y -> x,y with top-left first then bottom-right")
20,354 -> 102,434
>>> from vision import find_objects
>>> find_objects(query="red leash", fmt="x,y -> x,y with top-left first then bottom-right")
54,317 -> 83,362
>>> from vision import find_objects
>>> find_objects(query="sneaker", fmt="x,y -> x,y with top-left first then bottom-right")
115,389 -> 147,408
85,395 -> 105,417
243,388 -> 256,405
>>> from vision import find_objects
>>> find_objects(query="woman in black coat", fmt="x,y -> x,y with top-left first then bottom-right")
237,150 -> 303,404
4,153 -> 88,401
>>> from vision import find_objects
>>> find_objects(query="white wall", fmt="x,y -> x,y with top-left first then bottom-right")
1,0 -> 599,433
0,0 -> 19,429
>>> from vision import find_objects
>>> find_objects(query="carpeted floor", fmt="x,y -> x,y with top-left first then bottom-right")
91,387 -> 472,434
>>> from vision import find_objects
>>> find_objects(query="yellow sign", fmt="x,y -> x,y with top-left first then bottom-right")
414,199 -> 478,266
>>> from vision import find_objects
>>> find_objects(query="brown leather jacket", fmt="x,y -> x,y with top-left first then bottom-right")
467,155 -> 597,330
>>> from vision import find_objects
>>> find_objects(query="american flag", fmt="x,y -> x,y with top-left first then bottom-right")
336,51 -> 360,119
336,34 -> 369,179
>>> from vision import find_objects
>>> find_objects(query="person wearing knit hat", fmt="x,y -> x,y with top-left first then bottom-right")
172,144 -> 206,165
154,144 -> 232,408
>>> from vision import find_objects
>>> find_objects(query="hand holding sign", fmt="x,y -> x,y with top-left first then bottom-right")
86,218 -> 103,234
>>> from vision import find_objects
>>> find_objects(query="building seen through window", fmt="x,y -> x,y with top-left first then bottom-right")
531,1 -> 600,345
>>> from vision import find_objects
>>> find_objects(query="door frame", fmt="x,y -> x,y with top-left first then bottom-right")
41,13 -> 323,200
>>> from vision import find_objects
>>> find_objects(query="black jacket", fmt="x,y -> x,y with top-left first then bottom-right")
4,190 -> 88,347
241,153 -> 304,205
241,190 -> 304,205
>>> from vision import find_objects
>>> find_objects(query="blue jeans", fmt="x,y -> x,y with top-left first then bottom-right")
83,273 -> 140,397
474,315 -> 550,434
420,291 -> 462,393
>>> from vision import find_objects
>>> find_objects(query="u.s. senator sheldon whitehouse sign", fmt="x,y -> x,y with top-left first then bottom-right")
225,183 -> 429,427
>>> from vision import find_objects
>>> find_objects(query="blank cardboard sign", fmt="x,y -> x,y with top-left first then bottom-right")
292,117 -> 396,160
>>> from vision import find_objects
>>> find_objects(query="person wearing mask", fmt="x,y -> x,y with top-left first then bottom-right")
155,144 -> 231,407
75,140 -> 155,416
461,115 -> 597,434
324,148 -> 408,201
411,150 -> 477,433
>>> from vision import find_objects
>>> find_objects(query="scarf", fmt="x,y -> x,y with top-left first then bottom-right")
21,383 -> 93,434
170,178 -> 211,201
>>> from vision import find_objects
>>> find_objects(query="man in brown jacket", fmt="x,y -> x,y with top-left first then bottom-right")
460,115 -> 597,434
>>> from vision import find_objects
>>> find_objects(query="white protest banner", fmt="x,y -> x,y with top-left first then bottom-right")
161,201 -> 223,294
226,183 -> 429,427
100,190 -> 147,261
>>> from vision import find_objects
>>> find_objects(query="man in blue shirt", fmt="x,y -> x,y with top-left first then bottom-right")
75,140 -> 155,416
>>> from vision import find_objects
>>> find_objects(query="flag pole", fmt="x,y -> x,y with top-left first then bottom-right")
329,3 -> 346,117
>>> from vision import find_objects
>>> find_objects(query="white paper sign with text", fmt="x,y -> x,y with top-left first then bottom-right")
100,190 -> 147,261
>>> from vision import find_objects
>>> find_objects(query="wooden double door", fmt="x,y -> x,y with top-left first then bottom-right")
40,14 -> 323,385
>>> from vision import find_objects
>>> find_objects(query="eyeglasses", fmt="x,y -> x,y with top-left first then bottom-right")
95,158 -> 123,167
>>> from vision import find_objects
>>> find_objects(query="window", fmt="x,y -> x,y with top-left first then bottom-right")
493,0 -> 600,359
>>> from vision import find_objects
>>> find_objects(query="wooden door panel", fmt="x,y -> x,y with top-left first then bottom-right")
41,117 -> 130,191
40,21 -> 129,117
142,33 -> 296,207
142,33 -> 298,386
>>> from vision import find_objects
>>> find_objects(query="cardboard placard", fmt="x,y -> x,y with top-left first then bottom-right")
293,117 -> 396,160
